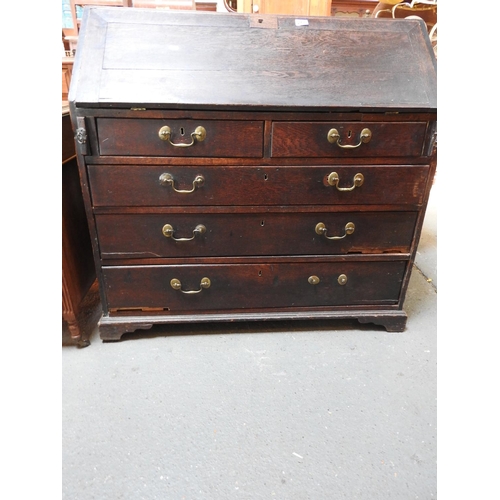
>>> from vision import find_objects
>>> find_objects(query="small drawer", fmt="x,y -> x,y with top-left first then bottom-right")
96,118 -> 264,157
89,165 -> 430,207
96,211 -> 418,260
271,121 -> 427,158
103,260 -> 406,313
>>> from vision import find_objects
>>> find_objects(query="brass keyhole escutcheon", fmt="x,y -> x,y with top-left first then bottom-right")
308,275 -> 320,285
338,274 -> 348,286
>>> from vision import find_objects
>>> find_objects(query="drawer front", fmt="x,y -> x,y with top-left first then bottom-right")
103,261 -> 406,312
271,122 -> 427,158
96,212 -> 417,259
89,165 -> 429,207
96,118 -> 264,157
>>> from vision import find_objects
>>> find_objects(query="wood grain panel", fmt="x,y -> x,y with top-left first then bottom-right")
97,118 -> 264,157
95,211 -> 418,259
103,260 -> 406,311
88,164 -> 430,207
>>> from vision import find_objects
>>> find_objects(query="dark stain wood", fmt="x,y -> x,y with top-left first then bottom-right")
71,9 -> 436,112
271,121 -> 427,158
88,164 -> 430,207
97,118 -> 264,157
62,112 -> 96,345
80,107 -> 437,122
70,8 -> 437,339
95,211 -> 418,259
102,261 -> 406,312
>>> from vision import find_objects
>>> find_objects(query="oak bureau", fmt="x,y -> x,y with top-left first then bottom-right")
69,7 -> 437,341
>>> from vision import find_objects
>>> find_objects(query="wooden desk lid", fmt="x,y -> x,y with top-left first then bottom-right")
69,7 -> 437,112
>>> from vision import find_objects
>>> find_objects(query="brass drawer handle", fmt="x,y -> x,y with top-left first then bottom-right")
315,222 -> 355,240
327,172 -> 364,191
159,172 -> 204,193
158,125 -> 206,147
338,274 -> 348,285
327,128 -> 372,149
170,277 -> 211,294
162,223 -> 206,241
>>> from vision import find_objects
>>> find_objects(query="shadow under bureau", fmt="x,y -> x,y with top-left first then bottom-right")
69,7 -> 437,341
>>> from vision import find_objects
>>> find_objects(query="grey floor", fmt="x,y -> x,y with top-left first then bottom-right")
62,183 -> 437,500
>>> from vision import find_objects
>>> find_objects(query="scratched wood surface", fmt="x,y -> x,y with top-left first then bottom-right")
70,8 -> 437,111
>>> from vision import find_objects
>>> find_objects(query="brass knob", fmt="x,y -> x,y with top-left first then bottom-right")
200,277 -> 211,289
170,278 -> 182,290
338,274 -> 348,285
308,275 -> 320,285
158,125 -> 171,141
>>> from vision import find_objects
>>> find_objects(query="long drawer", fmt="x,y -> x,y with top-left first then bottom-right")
271,121 -> 428,158
89,165 -> 430,207
103,261 -> 407,312
96,118 -> 264,157
96,211 -> 417,259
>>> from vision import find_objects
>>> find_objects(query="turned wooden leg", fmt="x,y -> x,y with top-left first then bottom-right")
66,318 -> 81,341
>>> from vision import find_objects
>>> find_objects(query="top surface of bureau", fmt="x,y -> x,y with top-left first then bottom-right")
69,7 -> 437,112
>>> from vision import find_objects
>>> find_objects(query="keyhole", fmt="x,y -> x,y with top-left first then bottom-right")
180,127 -> 185,136
261,220 -> 265,226
258,270 -> 262,277
347,130 -> 352,138
264,174 -> 268,181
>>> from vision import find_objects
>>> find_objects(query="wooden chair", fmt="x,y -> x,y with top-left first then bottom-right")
373,1 -> 437,31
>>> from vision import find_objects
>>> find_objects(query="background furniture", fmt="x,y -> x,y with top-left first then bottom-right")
70,8 -> 436,341
331,0 -> 378,17
62,58 -> 74,101
62,105 -> 97,347
235,1 -> 377,15
373,1 -> 437,56
373,1 -> 437,30
237,0 -> 330,15
62,0 -> 216,101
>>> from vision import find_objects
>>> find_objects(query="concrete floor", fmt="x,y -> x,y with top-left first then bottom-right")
62,183 -> 437,499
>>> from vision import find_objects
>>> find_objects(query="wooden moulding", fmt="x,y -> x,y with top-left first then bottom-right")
98,309 -> 408,341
